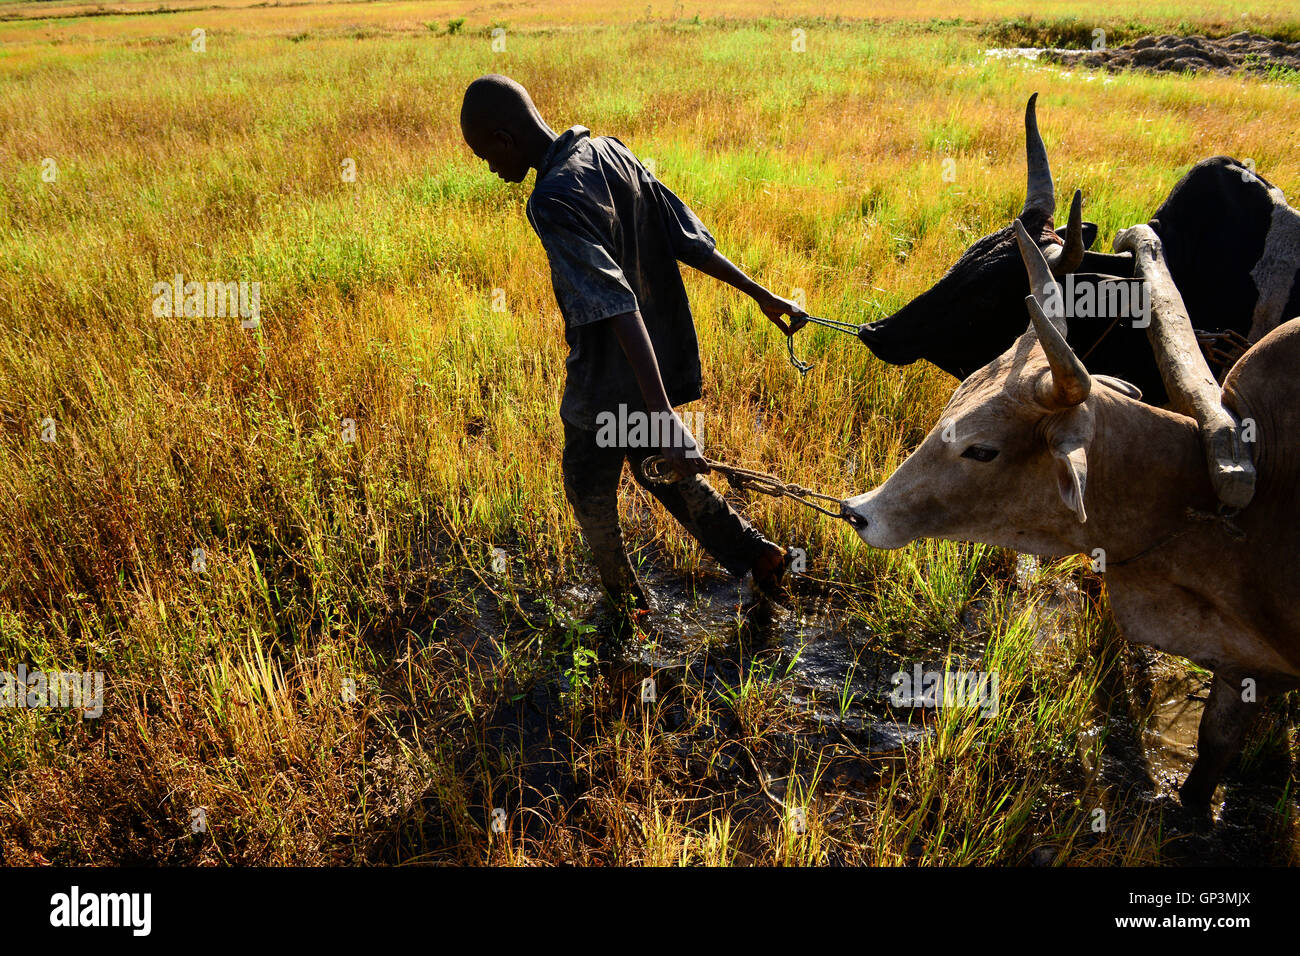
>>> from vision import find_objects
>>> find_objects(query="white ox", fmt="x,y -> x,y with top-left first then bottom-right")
842,222 -> 1300,813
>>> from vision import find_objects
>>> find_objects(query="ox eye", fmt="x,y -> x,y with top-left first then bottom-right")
961,444 -> 999,463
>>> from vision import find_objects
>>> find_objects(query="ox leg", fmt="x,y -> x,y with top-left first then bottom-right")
1179,674 -> 1257,816
1114,224 -> 1256,510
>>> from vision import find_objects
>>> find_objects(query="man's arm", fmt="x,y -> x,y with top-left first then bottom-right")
690,248 -> 809,336
637,168 -> 809,336
608,310 -> 707,477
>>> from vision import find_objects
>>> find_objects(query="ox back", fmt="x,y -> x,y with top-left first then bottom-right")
1107,317 -> 1300,684
979,159 -> 1300,404
1054,158 -> 1300,405
1217,317 -> 1300,675
1154,157 -> 1300,346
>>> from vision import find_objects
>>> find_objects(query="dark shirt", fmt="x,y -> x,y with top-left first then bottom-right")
526,126 -> 715,430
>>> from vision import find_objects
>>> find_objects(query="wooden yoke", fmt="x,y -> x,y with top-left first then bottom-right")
1113,224 -> 1256,509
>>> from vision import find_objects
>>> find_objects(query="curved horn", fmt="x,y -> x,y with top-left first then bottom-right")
1025,295 -> 1091,408
1021,93 -> 1056,220
1014,218 -> 1062,330
1015,220 -> 1090,407
1043,189 -> 1085,275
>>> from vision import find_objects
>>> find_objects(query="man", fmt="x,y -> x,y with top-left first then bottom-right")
459,74 -> 807,614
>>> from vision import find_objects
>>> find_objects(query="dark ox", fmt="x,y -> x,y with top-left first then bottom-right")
858,94 -> 1300,403
842,225 -> 1300,814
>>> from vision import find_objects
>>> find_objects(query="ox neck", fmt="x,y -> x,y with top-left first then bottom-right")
1069,389 -> 1220,564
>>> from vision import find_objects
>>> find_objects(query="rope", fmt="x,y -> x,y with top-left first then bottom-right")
785,315 -> 862,376
639,454 -> 847,519
1079,314 -> 1122,363
1079,319 -> 1250,377
1107,506 -> 1246,567
783,310 -> 1249,378
1195,329 -> 1251,377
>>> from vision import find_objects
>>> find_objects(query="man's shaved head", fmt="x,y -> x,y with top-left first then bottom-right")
460,74 -> 541,134
460,74 -> 555,184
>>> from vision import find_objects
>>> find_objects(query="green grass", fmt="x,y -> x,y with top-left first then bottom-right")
0,3 -> 1297,865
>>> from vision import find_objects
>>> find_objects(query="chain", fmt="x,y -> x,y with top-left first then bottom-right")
639,455 -> 847,519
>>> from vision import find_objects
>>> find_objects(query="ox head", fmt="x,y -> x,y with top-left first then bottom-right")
858,93 -> 1102,379
842,220 -> 1142,553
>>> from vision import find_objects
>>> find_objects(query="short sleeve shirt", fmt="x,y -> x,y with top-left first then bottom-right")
526,126 -> 715,430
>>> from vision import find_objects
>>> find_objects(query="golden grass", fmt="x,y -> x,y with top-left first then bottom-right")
3,0 -> 1300,51
1,3 -> 1297,864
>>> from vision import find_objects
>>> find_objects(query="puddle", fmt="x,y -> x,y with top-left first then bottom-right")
984,46 -> 1070,61
560,566 -> 988,758
1140,654 -> 1209,795
451,558 -> 1293,861
1080,646 -> 1216,808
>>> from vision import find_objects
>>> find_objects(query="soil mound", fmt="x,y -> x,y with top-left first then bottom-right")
1046,31 -> 1300,76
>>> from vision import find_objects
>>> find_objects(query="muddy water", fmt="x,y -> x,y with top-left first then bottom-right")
471,558 -> 1293,861
1015,556 -> 1210,802
1018,557 -> 1295,863
560,567 -> 977,756
983,47 -> 1070,61
1137,656 -> 1208,796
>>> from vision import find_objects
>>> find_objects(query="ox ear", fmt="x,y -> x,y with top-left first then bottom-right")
1094,374 -> 1142,400
1082,222 -> 1098,250
1051,441 -> 1089,524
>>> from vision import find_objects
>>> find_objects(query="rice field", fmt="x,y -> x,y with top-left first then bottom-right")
1,0 -> 1298,865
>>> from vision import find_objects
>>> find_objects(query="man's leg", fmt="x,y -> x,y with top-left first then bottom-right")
627,446 -> 785,587
562,420 -> 646,606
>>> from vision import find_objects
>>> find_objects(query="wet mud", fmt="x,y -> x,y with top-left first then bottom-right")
443,557 -> 1295,863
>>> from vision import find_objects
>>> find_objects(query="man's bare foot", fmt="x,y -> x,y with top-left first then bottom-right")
608,580 -> 651,615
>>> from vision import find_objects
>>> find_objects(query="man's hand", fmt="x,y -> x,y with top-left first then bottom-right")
754,290 -> 810,336
661,414 -> 708,479
688,250 -> 809,335
607,311 -> 709,479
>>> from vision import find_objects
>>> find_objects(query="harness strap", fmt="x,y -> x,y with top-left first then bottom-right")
1107,506 -> 1246,567
639,455 -> 847,519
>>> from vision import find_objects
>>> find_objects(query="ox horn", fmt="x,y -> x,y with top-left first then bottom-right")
1021,93 -> 1055,221
1014,221 -> 1091,408
1025,295 -> 1091,407
1014,219 -> 1062,329
1043,189 -> 1086,275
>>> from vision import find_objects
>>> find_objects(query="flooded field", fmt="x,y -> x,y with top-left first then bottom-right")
443,554 -> 1298,865
4,1 -> 1299,866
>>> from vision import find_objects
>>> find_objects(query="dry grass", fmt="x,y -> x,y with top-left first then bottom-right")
1,2 -> 1297,865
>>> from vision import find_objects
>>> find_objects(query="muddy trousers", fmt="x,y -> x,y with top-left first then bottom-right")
562,420 -> 775,595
